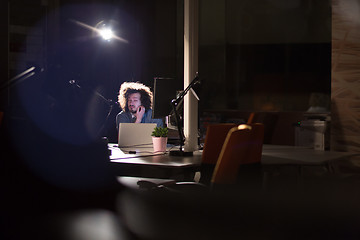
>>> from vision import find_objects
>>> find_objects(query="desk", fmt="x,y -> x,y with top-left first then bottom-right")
261,144 -> 357,171
261,144 -> 359,187
108,144 -> 201,180
109,143 -> 357,181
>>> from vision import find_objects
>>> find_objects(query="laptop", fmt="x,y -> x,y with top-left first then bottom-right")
118,123 -> 157,148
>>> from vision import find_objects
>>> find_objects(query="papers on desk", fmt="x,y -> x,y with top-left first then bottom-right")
108,143 -> 166,160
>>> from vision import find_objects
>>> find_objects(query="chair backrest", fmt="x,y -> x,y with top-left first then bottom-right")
247,112 -> 255,124
201,123 -> 237,165
211,123 -> 264,185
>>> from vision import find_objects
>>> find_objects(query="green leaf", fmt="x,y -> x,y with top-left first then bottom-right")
151,126 -> 168,137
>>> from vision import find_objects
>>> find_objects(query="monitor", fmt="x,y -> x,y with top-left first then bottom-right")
152,77 -> 179,119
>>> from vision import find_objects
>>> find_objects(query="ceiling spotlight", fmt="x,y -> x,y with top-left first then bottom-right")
70,19 -> 128,43
99,28 -> 114,41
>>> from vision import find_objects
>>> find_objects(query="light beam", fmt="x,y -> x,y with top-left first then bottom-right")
69,19 -> 128,43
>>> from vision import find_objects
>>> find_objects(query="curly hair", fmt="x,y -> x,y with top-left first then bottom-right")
118,82 -> 153,112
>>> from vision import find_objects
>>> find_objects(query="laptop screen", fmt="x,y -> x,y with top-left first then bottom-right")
118,123 -> 157,148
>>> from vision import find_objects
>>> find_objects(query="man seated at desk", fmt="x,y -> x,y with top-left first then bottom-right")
116,81 -> 163,128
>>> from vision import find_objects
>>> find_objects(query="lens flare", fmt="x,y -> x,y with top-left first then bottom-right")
69,19 -> 128,43
99,28 -> 114,41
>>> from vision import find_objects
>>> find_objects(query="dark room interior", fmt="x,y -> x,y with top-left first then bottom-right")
1,0 -> 360,239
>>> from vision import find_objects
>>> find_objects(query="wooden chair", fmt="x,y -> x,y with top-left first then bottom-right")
162,123 -> 264,192
199,123 -> 237,184
247,112 -> 255,124
201,123 -> 237,165
211,123 -> 265,186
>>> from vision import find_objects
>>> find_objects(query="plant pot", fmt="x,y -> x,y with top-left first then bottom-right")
152,137 -> 168,153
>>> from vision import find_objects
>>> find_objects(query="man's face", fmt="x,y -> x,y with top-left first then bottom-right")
127,92 -> 142,113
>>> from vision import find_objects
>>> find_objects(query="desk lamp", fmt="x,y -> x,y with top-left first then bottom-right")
170,73 -> 200,156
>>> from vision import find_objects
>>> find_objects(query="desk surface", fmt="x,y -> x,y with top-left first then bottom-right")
109,143 -> 201,180
261,144 -> 358,165
109,143 -> 202,168
109,143 -> 357,169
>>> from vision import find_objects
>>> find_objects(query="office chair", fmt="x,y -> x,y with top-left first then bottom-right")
199,123 -> 237,184
247,112 -> 255,124
201,123 -> 238,165
157,123 -> 265,191
211,123 -> 264,186
165,123 -> 264,192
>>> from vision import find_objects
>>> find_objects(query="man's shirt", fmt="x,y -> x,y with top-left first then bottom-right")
116,109 -> 164,129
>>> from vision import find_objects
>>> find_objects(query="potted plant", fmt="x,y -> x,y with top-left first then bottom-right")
151,127 -> 168,153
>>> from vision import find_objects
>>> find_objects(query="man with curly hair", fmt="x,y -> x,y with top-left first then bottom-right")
116,82 -> 163,128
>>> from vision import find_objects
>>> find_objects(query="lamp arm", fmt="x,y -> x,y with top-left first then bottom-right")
171,99 -> 185,150
169,73 -> 200,156
173,73 -> 200,105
